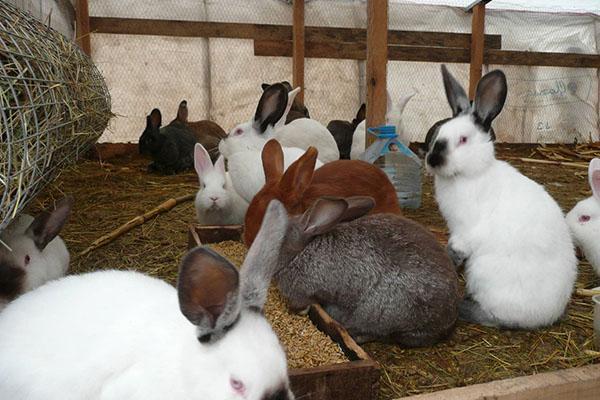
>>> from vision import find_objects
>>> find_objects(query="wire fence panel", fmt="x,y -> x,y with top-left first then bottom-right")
0,1 -> 111,232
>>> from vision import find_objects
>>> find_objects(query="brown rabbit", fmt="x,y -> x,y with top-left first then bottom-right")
243,139 -> 402,246
168,100 -> 226,162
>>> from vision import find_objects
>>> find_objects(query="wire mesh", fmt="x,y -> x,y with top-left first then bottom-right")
87,0 -> 599,145
0,1 -> 112,232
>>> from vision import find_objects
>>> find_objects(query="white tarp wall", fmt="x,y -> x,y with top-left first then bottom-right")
8,0 -> 75,38
85,0 -> 599,143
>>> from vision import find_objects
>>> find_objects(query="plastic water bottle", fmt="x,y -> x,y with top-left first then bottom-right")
359,125 -> 422,208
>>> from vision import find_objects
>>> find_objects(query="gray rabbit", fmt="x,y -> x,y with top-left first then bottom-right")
259,197 -> 459,346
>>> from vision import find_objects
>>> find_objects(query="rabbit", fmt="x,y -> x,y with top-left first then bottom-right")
0,197 -> 72,312
425,64 -> 577,330
0,209 -> 295,400
566,158 -> 600,276
194,143 -> 248,225
138,108 -> 197,174
261,81 -> 309,123
243,139 -> 402,246
168,100 -> 227,162
252,197 -> 459,346
327,103 -> 365,159
220,82 -> 339,163
350,90 -> 416,160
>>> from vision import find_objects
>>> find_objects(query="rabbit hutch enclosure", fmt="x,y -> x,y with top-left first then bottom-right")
1,0 -> 600,399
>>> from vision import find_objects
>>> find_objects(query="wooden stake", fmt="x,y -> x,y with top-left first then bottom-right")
468,3 -> 486,100
293,0 -> 305,103
366,0 -> 388,146
78,194 -> 194,257
75,0 -> 91,56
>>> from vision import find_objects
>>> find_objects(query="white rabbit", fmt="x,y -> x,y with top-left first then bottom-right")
425,65 -> 577,330
566,158 -> 600,276
0,204 -> 294,400
194,143 -> 248,225
350,90 -> 416,160
0,197 -> 72,311
219,85 -> 323,204
220,83 -> 338,164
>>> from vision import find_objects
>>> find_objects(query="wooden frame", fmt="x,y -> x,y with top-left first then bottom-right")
293,0 -> 305,103
188,224 -> 380,400
468,2 -> 486,99
397,363 -> 600,400
75,0 -> 91,55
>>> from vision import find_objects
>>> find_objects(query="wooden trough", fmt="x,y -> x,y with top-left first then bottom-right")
188,224 -> 380,400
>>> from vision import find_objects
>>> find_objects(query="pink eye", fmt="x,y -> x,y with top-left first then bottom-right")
459,136 -> 468,145
230,378 -> 245,395
234,128 -> 243,136
579,215 -> 591,223
24,255 -> 30,265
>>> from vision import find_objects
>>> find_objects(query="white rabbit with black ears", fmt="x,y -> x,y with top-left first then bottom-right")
425,65 -> 577,330
0,203 -> 294,400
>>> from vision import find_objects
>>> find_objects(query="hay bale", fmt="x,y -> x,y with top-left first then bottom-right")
0,2 -> 111,231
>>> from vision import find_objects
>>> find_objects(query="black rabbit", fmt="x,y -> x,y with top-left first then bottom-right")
139,108 -> 196,174
327,103 -> 365,159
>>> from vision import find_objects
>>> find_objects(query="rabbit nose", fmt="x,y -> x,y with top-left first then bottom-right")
210,196 -> 218,202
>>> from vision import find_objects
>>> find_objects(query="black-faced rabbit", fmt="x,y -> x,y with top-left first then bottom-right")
327,104 -> 365,159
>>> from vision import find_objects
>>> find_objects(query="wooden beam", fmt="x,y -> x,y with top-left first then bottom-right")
75,0 -> 91,55
366,0 -> 388,146
396,363 -> 600,400
465,0 -> 493,12
468,3 -> 486,99
89,17 -> 502,49
254,40 -> 600,68
293,0 -> 305,103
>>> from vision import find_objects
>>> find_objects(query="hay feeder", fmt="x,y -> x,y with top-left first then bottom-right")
0,1 -> 111,232
188,224 -> 380,400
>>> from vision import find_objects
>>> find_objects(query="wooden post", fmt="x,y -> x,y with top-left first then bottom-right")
468,2 -> 486,99
366,0 -> 388,146
75,0 -> 91,56
293,0 -> 305,103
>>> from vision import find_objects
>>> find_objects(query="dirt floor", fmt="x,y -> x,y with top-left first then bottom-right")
26,144 -> 599,400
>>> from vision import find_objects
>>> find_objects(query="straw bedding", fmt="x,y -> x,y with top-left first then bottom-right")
24,144 -> 600,398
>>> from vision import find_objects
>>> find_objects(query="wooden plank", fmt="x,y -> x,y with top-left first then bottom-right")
293,0 -> 305,103
468,3 -> 486,99
366,0 -> 388,146
396,363 -> 600,400
290,360 -> 379,400
90,17 -> 501,49
254,40 -> 600,68
75,0 -> 91,55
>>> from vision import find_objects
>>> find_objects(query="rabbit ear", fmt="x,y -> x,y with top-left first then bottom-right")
178,247 -> 241,341
299,197 -> 348,238
261,83 -> 270,91
149,108 -> 162,129
194,143 -> 213,178
386,89 -> 393,112
472,70 -> 507,132
214,155 -> 226,175
441,64 -> 470,117
396,91 -> 416,114
253,83 -> 287,134
274,87 -> 301,130
589,158 -> 600,202
26,196 -> 73,251
278,147 -> 318,199
176,100 -> 188,123
262,139 -> 285,185
355,103 -> 366,122
340,196 -> 375,222
240,200 -> 289,311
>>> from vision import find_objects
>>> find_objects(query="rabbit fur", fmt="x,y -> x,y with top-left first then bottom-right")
194,143 -> 248,225
0,206 -> 294,400
425,65 -> 577,330
566,158 -> 600,276
261,81 -> 309,123
0,197 -> 72,312
350,90 -> 416,160
327,104 -> 366,159
243,139 -> 402,246
258,197 -> 459,346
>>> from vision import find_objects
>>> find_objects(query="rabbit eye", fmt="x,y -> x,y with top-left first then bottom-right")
222,184 -> 226,189
579,215 -> 591,223
230,378 -> 245,394
234,128 -> 243,136
24,255 -> 30,265
459,136 -> 468,145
